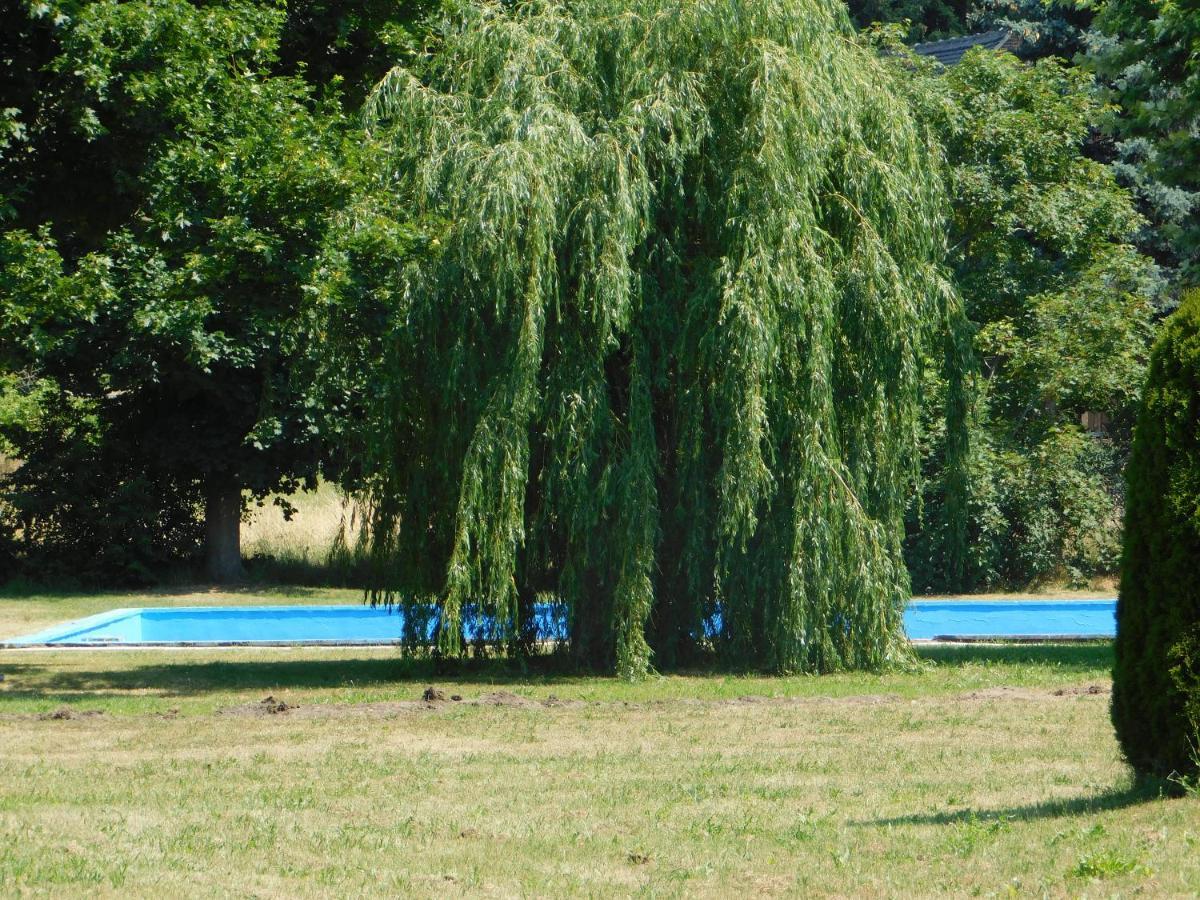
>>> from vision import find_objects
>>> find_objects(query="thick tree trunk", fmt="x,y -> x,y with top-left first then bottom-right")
205,477 -> 243,582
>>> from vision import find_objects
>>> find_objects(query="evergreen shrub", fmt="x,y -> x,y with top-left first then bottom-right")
1114,290 -> 1200,777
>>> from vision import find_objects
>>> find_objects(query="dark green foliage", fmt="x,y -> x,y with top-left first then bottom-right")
908,401 -> 1126,591
844,0 -> 1089,60
1088,0 -> 1200,288
846,0 -> 972,40
970,0 -> 1091,61
297,193 -> 430,495
878,44 -> 1157,590
0,0 -> 435,237
277,0 -> 439,105
0,382 -> 203,583
0,0 -> 138,252
0,1 -> 355,578
0,0 -> 439,580
1114,290 -> 1200,778
346,0 -> 966,676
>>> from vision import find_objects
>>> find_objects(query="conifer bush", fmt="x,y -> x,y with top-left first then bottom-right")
1113,290 -> 1200,778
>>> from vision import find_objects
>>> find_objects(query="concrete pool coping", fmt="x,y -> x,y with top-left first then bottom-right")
0,598 -> 1118,649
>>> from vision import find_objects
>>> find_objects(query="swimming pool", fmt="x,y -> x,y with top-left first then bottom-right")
3,598 -> 1116,647
903,599 -> 1115,641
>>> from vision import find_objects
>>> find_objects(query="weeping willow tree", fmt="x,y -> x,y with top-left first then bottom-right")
352,0 -> 967,676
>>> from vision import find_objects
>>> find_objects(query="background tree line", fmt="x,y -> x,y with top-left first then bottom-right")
0,0 -> 1195,596
0,0 -> 433,580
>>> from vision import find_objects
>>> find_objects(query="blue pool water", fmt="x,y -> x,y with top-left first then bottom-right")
903,599 -> 1115,640
3,599 -> 1116,647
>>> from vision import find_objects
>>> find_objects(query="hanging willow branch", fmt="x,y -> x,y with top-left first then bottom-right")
354,0 -> 967,676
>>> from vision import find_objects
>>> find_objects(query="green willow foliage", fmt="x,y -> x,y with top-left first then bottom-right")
354,0 -> 966,676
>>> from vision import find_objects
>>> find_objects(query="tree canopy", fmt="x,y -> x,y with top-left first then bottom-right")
1089,0 -> 1200,288
344,0 -> 967,676
877,43 -> 1157,590
0,0 -> 373,579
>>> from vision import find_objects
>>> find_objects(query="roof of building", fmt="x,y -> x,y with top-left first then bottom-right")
911,29 -> 1021,67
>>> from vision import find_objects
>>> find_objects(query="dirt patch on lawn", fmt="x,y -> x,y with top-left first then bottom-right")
957,687 -> 1048,702
708,693 -> 901,707
221,695 -> 298,717
477,690 -> 537,708
203,683 -> 1105,720
36,707 -> 105,721
540,694 -> 582,708
290,700 -> 425,718
1052,683 -> 1110,697
953,684 -> 1110,703
217,687 -> 591,719
824,693 -> 899,706
289,690 -> 893,718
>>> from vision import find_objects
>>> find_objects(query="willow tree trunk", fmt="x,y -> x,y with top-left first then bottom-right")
205,476 -> 243,582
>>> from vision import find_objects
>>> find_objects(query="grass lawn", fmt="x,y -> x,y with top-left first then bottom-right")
0,588 -> 1196,896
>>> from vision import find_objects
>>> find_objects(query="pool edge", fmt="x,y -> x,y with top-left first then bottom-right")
2,607 -> 142,647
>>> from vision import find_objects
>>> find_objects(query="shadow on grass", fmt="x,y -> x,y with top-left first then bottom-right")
0,655 -> 599,698
2,643 -> 1112,698
916,642 -> 1112,672
863,779 -> 1169,828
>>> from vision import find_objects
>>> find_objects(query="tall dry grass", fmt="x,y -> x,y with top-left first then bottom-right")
242,482 -> 365,585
